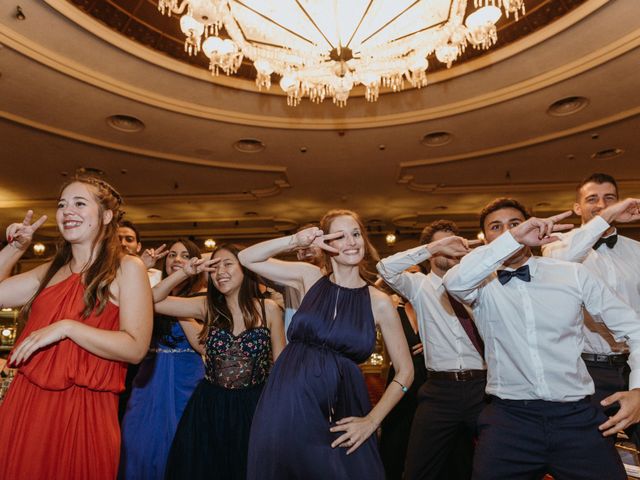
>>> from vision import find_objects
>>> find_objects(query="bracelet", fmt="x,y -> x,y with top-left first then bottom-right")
393,379 -> 408,393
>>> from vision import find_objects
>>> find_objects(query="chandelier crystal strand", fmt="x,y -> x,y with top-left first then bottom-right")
159,0 -> 524,107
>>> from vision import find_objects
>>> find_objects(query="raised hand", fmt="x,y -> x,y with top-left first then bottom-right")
291,227 -> 341,254
140,243 -> 169,269
510,211 -> 574,247
600,198 -> 640,224
427,236 -> 480,258
182,257 -> 220,276
5,210 -> 47,251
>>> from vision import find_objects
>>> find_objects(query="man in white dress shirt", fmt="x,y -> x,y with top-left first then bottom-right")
444,197 -> 640,480
542,174 -> 640,449
377,220 -> 486,480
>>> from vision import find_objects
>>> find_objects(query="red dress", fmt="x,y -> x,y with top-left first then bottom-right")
0,273 -> 126,479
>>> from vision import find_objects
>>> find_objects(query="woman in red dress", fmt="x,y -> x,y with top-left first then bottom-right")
0,175 -> 153,480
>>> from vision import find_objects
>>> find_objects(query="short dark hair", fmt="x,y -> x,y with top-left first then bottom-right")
420,220 -> 459,245
480,198 -> 530,233
118,220 -> 140,243
576,173 -> 618,199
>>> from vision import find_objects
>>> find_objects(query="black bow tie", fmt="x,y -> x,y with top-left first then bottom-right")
593,235 -> 618,250
497,265 -> 531,285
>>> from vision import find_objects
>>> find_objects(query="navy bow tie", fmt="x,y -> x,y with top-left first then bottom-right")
497,265 -> 531,285
593,234 -> 618,250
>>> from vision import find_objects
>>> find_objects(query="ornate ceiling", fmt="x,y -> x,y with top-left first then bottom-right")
0,0 -> 639,261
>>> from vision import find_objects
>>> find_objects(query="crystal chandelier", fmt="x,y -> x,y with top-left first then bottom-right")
158,0 -> 524,107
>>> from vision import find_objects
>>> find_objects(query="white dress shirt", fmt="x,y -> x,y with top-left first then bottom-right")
542,215 -> 640,354
443,231 -> 640,401
377,246 -> 485,372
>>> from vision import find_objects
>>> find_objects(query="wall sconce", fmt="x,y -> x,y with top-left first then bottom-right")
204,239 -> 216,251
33,242 -> 46,256
385,233 -> 397,246
16,6 -> 26,20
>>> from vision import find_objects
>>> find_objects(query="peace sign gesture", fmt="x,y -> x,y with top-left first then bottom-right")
510,210 -> 574,246
6,210 -> 48,251
182,257 -> 220,276
291,227 -> 342,254
141,244 -> 169,269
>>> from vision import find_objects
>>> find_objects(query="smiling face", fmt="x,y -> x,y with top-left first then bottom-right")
56,182 -> 112,245
325,215 -> 365,266
574,181 -> 618,224
165,241 -> 190,276
210,248 -> 244,295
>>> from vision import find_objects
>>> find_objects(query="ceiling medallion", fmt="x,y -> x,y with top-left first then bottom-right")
158,0 -> 525,107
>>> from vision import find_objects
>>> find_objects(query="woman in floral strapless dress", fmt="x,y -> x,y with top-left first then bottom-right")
151,243 -> 285,480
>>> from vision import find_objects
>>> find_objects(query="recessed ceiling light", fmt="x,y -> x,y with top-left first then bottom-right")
547,96 -> 589,117
591,148 -> 624,160
421,131 -> 452,147
244,211 -> 259,216
147,214 -> 162,219
233,138 -> 265,153
106,114 -> 145,133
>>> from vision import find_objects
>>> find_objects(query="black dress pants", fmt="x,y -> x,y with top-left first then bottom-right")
404,377 -> 486,480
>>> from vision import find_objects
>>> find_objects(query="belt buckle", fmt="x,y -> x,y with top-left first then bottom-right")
455,370 -> 471,381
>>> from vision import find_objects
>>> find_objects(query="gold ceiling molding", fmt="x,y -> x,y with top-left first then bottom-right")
397,179 -> 640,195
0,111 -> 289,176
2,0 -> 627,130
397,106 -> 640,179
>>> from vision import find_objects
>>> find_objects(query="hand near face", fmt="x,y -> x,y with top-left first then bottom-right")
426,235 -> 480,258
183,257 -> 220,276
292,227 -> 341,254
600,198 -> 640,224
510,211 -> 574,246
140,244 -> 169,269
5,210 -> 48,251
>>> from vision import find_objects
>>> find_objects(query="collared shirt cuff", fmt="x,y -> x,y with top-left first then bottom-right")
589,215 -> 611,234
629,370 -> 640,391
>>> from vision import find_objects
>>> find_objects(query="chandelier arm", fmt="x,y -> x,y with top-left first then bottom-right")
293,0 -> 335,50
232,0 -> 317,46
344,0 -> 374,49
359,0 -> 422,46
171,0 -> 190,16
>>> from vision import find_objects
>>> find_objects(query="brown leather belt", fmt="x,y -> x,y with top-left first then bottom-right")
581,352 -> 629,366
427,369 -> 487,382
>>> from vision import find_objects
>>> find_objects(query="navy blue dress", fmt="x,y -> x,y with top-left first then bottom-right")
247,276 -> 384,479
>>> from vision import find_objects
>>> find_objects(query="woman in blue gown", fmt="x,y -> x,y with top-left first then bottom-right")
239,209 -> 414,480
119,239 -> 206,480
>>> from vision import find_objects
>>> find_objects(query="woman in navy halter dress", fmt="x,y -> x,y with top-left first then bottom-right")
240,209 -> 414,480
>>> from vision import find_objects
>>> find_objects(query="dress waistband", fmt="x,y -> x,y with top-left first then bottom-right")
149,347 -> 197,354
